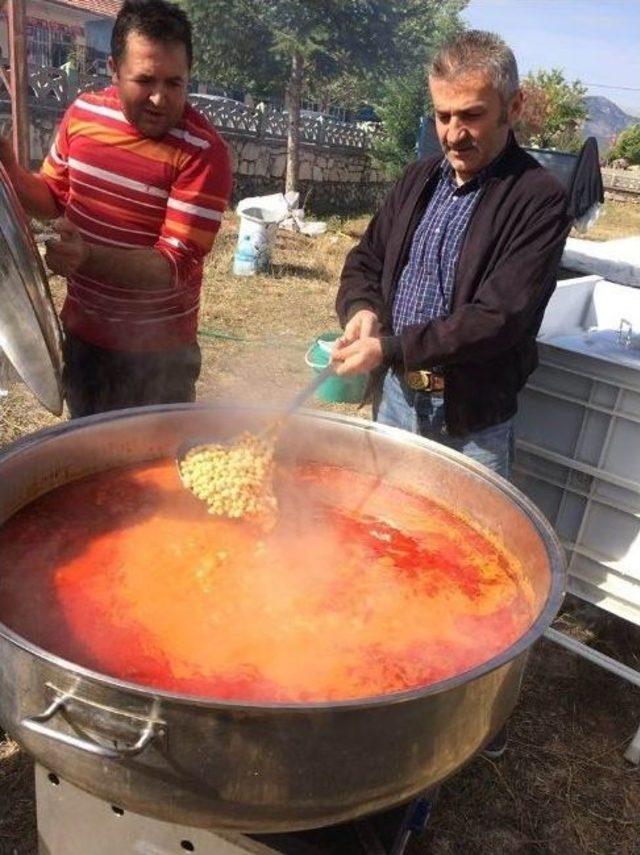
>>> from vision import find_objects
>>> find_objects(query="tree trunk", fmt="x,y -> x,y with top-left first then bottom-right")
285,50 -> 303,194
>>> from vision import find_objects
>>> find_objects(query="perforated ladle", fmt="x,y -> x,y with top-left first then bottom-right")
176,364 -> 334,478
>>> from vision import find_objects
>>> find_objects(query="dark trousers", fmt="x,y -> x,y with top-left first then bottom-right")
62,330 -> 201,419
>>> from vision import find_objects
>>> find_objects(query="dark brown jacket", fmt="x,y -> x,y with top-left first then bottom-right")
336,135 -> 572,436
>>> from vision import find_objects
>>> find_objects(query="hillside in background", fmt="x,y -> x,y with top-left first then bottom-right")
582,95 -> 638,152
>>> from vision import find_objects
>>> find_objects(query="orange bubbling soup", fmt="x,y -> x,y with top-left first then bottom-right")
0,461 -> 535,702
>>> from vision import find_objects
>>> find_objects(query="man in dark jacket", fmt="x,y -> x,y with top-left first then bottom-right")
333,30 -> 572,479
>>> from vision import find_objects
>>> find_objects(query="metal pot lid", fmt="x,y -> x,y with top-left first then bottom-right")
0,163 -> 63,415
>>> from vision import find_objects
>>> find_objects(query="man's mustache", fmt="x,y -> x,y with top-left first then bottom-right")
445,142 -> 476,153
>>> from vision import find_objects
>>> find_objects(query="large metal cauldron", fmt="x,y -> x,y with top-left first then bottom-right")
0,405 -> 565,832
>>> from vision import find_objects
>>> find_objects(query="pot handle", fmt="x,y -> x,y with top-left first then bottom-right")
21,693 -> 164,759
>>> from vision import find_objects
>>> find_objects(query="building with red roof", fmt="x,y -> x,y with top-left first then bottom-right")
1,1 -> 120,70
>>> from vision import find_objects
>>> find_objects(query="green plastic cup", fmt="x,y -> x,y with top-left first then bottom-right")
305,331 -> 368,403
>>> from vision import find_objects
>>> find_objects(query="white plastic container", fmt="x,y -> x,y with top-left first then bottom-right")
232,206 -> 281,276
513,275 -> 640,624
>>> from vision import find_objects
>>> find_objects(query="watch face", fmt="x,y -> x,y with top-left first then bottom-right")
0,163 -> 63,414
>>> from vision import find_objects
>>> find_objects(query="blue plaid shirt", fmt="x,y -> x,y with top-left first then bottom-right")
392,160 -> 486,334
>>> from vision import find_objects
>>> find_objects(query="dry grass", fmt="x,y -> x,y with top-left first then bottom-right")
0,378 -> 60,447
575,199 -> 640,242
196,221 -> 347,402
0,733 -> 36,855
1,211 -> 640,854
186,217 -> 370,420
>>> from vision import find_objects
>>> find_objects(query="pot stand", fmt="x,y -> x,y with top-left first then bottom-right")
35,764 -> 436,855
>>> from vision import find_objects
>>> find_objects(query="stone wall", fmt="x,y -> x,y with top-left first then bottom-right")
232,174 -> 390,216
601,167 -> 640,203
225,136 -> 389,213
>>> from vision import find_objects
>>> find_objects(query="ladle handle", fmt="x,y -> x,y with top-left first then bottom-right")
22,693 -> 164,759
282,364 -> 334,419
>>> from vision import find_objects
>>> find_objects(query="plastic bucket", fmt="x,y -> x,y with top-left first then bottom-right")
304,331 -> 368,404
233,207 -> 280,276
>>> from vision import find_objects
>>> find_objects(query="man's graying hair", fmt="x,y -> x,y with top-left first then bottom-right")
430,30 -> 520,105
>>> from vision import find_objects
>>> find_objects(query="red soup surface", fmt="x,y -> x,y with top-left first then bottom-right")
0,461 -> 536,702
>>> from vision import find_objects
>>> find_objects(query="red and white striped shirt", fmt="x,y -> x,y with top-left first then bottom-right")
41,86 -> 232,351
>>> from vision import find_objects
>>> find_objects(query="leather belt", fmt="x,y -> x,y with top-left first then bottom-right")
404,370 -> 445,393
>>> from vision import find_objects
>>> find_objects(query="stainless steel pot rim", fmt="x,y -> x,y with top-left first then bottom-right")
0,404 -> 566,713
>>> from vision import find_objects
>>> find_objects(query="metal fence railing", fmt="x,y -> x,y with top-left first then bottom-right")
0,66 -> 379,152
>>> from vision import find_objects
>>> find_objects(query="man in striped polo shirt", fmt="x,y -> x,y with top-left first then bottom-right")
0,0 -> 232,416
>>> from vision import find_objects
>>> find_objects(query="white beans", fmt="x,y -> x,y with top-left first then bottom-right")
180,433 -> 277,524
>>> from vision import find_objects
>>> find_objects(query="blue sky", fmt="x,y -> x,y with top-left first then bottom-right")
464,0 -> 640,115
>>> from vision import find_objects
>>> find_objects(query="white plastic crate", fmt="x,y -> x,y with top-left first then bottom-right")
514,275 -> 640,625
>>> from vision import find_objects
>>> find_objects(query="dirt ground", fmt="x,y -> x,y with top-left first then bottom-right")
1,203 -> 639,854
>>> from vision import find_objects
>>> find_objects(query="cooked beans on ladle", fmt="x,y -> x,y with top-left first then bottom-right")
179,433 -> 277,524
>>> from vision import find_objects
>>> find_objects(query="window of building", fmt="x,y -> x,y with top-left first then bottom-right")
26,22 -> 50,68
51,34 -> 73,68
25,19 -> 83,69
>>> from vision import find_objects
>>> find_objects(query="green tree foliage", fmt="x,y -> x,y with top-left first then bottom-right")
185,0 -> 398,92
314,0 -> 466,113
607,124 -> 640,165
517,69 -> 587,152
393,0 -> 467,71
183,0 -> 401,190
183,0 -> 468,186
372,69 -> 431,177
372,0 -> 467,177
182,1 -> 279,97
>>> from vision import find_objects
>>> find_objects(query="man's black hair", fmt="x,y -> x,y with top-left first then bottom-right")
111,0 -> 193,68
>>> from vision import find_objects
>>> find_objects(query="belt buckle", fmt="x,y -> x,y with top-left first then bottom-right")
406,370 -> 434,391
